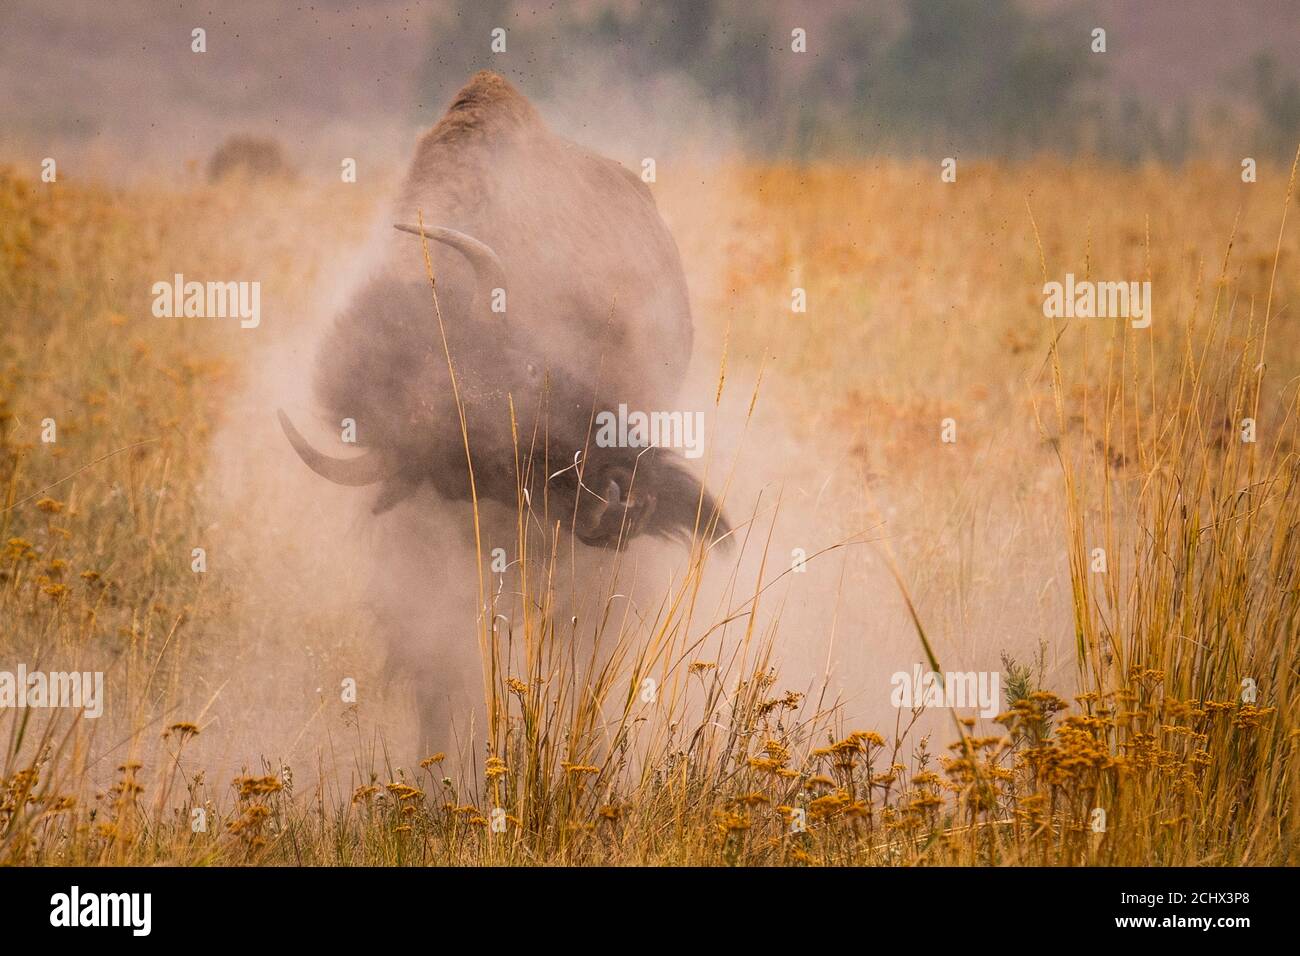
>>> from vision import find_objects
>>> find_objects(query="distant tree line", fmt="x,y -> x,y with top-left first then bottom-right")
416,0 -> 1300,162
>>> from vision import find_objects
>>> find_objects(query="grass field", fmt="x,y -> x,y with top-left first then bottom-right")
1,153 -> 1298,865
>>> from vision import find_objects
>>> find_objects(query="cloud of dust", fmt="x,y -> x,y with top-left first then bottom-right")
178,52 -> 1078,793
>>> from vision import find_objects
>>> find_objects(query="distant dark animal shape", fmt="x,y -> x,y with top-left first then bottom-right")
207,135 -> 295,183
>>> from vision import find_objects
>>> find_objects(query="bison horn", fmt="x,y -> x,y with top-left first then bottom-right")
277,409 -> 391,486
605,479 -> 622,509
393,222 -> 507,320
575,479 -> 620,539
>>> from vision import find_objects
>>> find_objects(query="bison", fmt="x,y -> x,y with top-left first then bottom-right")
207,134 -> 296,183
279,71 -> 728,549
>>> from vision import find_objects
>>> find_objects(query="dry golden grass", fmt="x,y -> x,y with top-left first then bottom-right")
1,154 -> 1297,865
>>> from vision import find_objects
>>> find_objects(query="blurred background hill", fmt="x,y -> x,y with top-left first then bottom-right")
1,0 -> 1297,177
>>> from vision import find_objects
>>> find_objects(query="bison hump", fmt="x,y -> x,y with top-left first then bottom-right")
404,72 -> 543,205
426,71 -> 542,146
